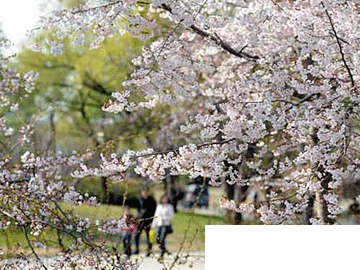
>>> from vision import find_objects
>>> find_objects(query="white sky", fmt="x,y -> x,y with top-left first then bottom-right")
0,0 -> 58,48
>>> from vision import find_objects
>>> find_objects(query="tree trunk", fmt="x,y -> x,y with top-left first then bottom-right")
224,143 -> 255,224
101,176 -> 109,204
305,192 -> 315,224
224,183 -> 245,224
318,169 -> 336,224
46,111 -> 56,152
164,174 -> 175,198
310,128 -> 336,224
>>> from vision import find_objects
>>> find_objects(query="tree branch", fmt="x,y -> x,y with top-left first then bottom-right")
160,3 -> 259,60
22,226 -> 48,270
130,137 -> 237,160
285,93 -> 321,111
321,2 -> 355,87
83,72 -> 112,97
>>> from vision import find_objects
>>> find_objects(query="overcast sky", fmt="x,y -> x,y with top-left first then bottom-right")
0,0 -> 59,48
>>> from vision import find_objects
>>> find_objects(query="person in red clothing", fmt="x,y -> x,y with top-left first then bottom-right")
121,206 -> 137,257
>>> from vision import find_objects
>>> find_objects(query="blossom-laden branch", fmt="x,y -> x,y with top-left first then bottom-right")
132,137 -> 237,159
71,138 -> 238,182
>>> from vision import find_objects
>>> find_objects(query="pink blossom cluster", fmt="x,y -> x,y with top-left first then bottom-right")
219,197 -> 255,213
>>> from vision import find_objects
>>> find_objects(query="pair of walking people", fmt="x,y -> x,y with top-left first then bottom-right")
122,186 -> 174,258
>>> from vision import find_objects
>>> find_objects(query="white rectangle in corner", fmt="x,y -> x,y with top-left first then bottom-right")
206,225 -> 358,270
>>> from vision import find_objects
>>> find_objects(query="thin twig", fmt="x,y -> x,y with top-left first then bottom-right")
194,1 -> 207,20
22,226 -> 48,270
146,19 -> 184,75
167,212 -> 194,270
321,2 -> 355,87
36,218 -> 98,250
52,201 -> 73,224
270,0 -> 284,11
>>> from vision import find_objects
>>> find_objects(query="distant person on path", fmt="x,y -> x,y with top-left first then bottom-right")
121,206 -> 137,257
152,195 -> 174,259
134,186 -> 157,256
171,185 -> 184,213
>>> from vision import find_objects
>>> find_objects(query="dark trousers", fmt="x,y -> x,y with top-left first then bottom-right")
157,225 -> 171,255
134,221 -> 152,252
123,233 -> 132,257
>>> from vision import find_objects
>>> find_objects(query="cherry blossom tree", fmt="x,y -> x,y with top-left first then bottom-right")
0,40 -> 138,269
63,0 -> 360,226
2,0 -> 360,268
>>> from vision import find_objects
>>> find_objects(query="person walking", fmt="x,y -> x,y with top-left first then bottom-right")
134,186 -> 157,256
152,195 -> 174,259
121,206 -> 137,257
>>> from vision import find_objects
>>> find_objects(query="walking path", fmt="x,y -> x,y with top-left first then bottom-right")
135,252 -> 205,270
0,252 -> 205,270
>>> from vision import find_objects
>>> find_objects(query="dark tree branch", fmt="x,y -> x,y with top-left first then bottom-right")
322,2 -> 355,87
285,93 -> 321,111
41,220 -> 97,249
192,26 -> 259,60
160,3 -> 260,60
329,31 -> 350,45
22,226 -> 48,270
43,64 -> 75,70
83,72 -> 112,97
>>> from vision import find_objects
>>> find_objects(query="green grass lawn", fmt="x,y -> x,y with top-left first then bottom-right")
168,211 -> 227,252
0,204 -> 228,258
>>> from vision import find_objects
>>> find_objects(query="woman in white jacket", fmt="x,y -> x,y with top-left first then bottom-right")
152,195 -> 174,258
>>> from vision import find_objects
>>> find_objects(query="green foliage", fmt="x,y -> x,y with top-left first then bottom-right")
74,178 -> 143,204
12,28 -> 144,152
61,202 -> 127,220
8,4 -> 188,159
58,0 -> 84,8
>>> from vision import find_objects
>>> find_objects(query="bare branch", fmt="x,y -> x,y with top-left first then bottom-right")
321,2 -> 355,87
22,226 -> 48,270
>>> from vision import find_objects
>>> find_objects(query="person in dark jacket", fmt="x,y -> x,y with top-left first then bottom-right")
134,186 -> 157,256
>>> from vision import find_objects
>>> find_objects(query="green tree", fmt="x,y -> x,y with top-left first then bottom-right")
14,24 -> 182,202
